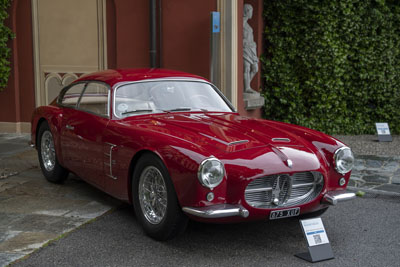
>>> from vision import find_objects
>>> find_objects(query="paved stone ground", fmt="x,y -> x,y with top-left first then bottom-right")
0,134 -> 120,267
348,155 -> 400,194
0,134 -> 35,179
0,170 -> 119,267
334,135 -> 400,195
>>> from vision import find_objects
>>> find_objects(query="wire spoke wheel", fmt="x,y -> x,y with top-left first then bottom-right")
37,122 -> 68,183
133,153 -> 188,240
138,166 -> 168,224
40,130 -> 56,172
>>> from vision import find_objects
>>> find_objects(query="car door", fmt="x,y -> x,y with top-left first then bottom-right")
58,82 -> 86,174
60,82 -> 110,188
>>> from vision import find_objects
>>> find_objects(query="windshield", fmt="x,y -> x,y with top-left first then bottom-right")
114,80 -> 233,117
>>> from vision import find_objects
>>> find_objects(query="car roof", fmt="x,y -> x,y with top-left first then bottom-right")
74,68 -> 208,87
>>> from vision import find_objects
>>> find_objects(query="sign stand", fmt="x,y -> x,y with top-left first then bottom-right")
295,217 -> 334,263
375,123 -> 392,142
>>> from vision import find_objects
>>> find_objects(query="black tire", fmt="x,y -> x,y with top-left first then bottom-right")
299,207 -> 329,219
132,153 -> 188,241
37,122 -> 69,183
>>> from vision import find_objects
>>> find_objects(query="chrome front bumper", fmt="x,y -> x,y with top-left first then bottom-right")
322,190 -> 356,205
182,204 -> 249,219
182,191 -> 355,219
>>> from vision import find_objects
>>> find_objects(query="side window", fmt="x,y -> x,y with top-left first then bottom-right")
78,82 -> 109,117
59,83 -> 85,108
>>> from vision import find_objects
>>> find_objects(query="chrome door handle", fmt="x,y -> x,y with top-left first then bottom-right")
66,124 -> 75,130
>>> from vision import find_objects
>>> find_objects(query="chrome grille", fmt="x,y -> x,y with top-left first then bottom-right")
244,172 -> 324,209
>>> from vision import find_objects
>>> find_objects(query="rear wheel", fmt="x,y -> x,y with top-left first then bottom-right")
37,122 -> 69,183
132,153 -> 188,241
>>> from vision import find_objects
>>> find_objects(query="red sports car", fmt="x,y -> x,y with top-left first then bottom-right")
31,69 -> 355,240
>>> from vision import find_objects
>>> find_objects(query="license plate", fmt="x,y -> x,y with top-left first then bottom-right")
269,207 -> 300,220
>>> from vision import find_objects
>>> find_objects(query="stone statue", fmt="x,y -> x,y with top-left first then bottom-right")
243,3 -> 259,94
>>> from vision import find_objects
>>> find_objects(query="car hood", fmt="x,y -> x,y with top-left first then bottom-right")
119,112 -> 331,172
150,113 -> 320,159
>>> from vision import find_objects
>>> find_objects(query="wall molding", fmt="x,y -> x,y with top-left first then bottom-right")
0,122 -> 31,133
217,0 -> 239,109
31,0 -> 41,107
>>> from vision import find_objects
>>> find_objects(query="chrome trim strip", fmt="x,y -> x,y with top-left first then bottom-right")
106,174 -> 117,180
198,136 -> 249,147
272,138 -> 291,142
245,182 -> 315,193
198,133 -> 229,145
105,143 -> 117,180
182,204 -> 249,218
113,77 -> 208,89
228,140 -> 249,146
65,124 -> 74,130
286,159 -> 293,168
245,186 -> 273,193
322,191 -> 356,205
292,182 -> 314,188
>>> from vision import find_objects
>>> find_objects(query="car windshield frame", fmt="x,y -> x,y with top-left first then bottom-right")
112,78 -> 236,119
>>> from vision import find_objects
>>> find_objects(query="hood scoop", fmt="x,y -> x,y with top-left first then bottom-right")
272,138 -> 291,143
198,133 -> 249,147
228,140 -> 249,146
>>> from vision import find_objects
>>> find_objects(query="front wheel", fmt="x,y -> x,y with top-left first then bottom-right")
37,122 -> 69,183
132,153 -> 188,241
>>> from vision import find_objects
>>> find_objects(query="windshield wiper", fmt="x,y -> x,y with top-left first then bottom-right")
164,107 -> 192,112
121,109 -> 153,115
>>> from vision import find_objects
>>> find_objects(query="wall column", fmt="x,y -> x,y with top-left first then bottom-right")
217,0 -> 238,109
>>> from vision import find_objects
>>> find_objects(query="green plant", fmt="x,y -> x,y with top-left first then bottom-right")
262,0 -> 400,134
0,0 -> 13,92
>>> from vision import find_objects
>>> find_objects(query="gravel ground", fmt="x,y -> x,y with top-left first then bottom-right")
334,135 -> 400,157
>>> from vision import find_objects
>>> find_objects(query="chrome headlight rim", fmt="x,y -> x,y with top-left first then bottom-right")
197,157 -> 225,189
333,146 -> 354,174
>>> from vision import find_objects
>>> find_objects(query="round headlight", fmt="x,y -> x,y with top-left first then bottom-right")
197,157 -> 225,189
334,147 -> 354,174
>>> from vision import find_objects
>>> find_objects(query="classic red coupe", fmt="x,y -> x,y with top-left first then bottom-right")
31,69 -> 355,240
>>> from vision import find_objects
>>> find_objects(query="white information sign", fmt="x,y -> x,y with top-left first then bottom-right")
375,123 -> 391,135
300,218 -> 329,247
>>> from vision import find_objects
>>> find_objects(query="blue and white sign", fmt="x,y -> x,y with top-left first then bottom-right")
376,123 -> 390,135
211,12 -> 220,33
375,122 -> 392,142
300,218 -> 329,247
296,217 -> 334,262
